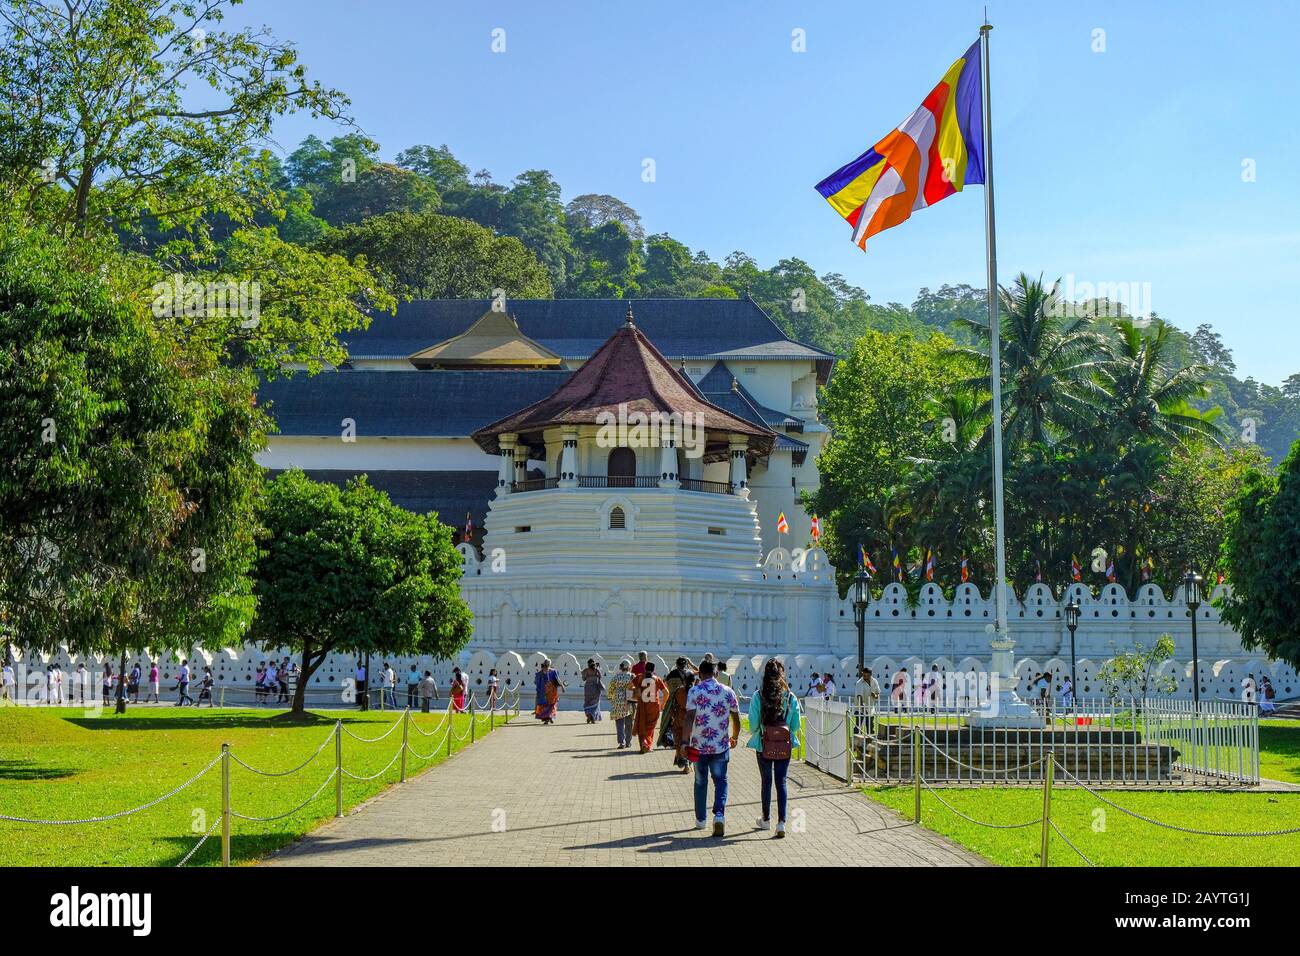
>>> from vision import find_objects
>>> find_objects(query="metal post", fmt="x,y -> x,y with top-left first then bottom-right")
1067,623 -> 1077,711
1190,609 -> 1200,709
1040,750 -> 1054,867
845,703 -> 855,783
446,710 -> 453,758
400,708 -> 409,783
470,701 -> 476,742
220,743 -> 231,867
334,720 -> 343,818
912,731 -> 922,823
219,686 -> 225,708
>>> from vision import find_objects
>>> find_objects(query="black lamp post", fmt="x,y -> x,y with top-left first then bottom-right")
1183,570 -> 1203,708
1064,599 -> 1080,708
853,568 -> 870,672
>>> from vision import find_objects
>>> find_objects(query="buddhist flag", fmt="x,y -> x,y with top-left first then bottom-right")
891,545 -> 903,582
859,543 -> 877,577
815,40 -> 985,250
1071,555 -> 1082,582
1141,555 -> 1154,582
810,514 -> 822,542
1034,559 -> 1042,584
924,549 -> 936,582
1106,557 -> 1117,583
776,512 -> 789,535
960,553 -> 969,583
463,511 -> 474,542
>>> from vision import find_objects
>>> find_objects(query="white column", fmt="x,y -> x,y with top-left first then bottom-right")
558,427 -> 579,488
658,437 -> 680,489
513,443 -> 528,487
728,435 -> 749,498
496,433 -> 517,496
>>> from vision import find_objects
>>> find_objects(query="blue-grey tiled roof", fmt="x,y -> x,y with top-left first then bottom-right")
267,469 -> 497,525
696,362 -> 808,445
258,370 -> 572,436
342,298 -> 835,367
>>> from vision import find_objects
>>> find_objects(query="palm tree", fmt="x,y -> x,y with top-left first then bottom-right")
953,273 -> 1111,450
1098,319 -> 1226,450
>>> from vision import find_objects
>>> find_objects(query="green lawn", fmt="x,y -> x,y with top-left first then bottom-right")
0,704 -> 514,866
864,721 -> 1300,867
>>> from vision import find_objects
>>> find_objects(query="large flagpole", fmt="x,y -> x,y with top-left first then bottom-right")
979,21 -> 1008,640
971,20 -> 1036,726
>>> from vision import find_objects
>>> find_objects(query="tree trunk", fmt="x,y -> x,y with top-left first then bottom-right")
291,644 -> 327,715
115,650 -> 128,714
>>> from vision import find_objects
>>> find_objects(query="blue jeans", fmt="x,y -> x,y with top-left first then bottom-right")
615,715 -> 632,747
758,754 -> 790,822
694,749 -> 731,821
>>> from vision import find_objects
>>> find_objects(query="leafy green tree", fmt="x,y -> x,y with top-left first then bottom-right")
806,330 -> 965,591
0,0 -> 350,239
565,220 -> 641,298
318,211 -> 552,300
310,163 -> 439,227
251,471 -> 473,714
0,212 -> 262,704
455,169 -> 571,289
565,193 -> 643,242
1219,439 -> 1300,670
1096,636 -> 1178,702
395,143 -> 472,196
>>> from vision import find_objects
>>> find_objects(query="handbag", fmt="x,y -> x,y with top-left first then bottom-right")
759,693 -> 793,761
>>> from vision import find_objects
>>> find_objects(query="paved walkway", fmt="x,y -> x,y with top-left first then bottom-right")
266,712 -> 987,867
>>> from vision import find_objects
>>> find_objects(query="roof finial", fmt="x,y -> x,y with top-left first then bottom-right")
731,376 -> 739,393
625,302 -> 635,327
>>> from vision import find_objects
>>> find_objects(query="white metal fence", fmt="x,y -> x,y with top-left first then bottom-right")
849,696 -> 1260,787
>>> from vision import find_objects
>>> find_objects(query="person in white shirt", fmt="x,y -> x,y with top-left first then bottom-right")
1242,674 -> 1256,704
383,663 -> 397,708
807,675 -> 822,698
53,665 -> 64,704
1,663 -> 15,704
355,661 -> 367,710
855,667 -> 881,736
1061,675 -> 1074,709
176,660 -> 193,706
75,663 -> 88,705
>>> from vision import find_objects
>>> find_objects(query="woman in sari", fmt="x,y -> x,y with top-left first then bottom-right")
535,659 -> 562,724
450,672 -> 467,713
581,660 -> 605,723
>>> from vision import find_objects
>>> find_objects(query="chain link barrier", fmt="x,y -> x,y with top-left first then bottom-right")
0,688 -> 521,866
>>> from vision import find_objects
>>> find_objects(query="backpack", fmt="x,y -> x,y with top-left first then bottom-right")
1265,683 -> 1276,700
760,693 -> 793,761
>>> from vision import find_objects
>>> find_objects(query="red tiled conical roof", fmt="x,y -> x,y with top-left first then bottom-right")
472,304 -> 775,456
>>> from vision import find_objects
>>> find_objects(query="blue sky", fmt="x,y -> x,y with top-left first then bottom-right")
226,0 -> 1299,385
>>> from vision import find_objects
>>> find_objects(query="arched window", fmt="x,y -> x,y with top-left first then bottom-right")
607,447 -> 635,486
608,506 -> 626,530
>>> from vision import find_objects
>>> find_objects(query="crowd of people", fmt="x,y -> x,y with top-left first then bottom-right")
534,652 -> 805,838
352,662 -> 501,714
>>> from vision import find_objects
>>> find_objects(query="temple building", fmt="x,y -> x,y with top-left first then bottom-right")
257,297 -> 834,556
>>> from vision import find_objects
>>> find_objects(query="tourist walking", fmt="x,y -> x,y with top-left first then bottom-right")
891,670 -> 907,709
354,660 -> 367,710
0,661 -> 14,704
656,657 -> 692,747
176,660 -> 193,706
265,660 -> 279,705
607,660 -> 635,749
382,662 -> 397,708
630,662 -> 667,753
128,662 -> 141,703
101,662 -> 113,706
486,668 -> 499,709
451,671 -> 467,713
715,661 -> 732,688
748,658 -> 801,837
277,658 -> 292,704
685,659 -> 741,836
406,663 -> 421,710
534,659 -> 562,724
581,659 -> 605,723
671,671 -> 697,771
196,667 -> 215,707
855,666 -> 881,737
1242,673 -> 1257,703
1061,675 -> 1074,709
1260,675 -> 1277,714
146,661 -> 160,703
74,663 -> 87,705
418,671 -> 437,712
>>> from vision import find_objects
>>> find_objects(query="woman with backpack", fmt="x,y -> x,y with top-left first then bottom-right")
747,658 -> 802,838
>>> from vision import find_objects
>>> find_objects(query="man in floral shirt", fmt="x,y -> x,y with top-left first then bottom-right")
684,659 -> 741,837
606,660 -> 637,749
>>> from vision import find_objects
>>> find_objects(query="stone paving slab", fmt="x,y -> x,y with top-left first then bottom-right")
265,712 -> 988,867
